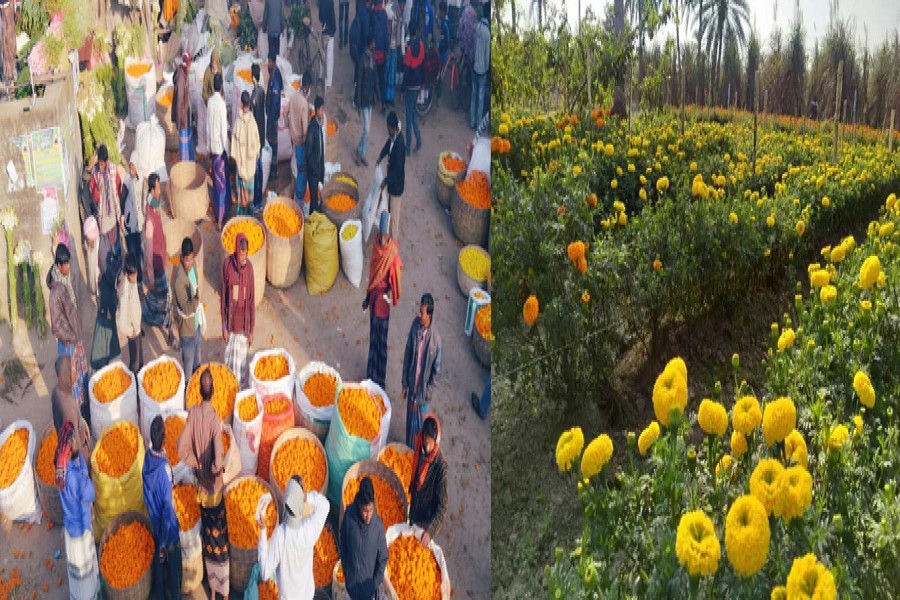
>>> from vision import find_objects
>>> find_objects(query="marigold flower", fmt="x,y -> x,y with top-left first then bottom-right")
254,354 -> 290,381
337,388 -> 382,440
786,554 -> 837,599
343,475 -> 404,530
733,396 -> 762,435
638,421 -> 660,456
762,397 -> 796,446
725,495 -> 770,577
771,586 -> 787,600
93,366 -> 132,404
258,579 -> 279,600
0,428 -> 29,489
225,478 -> 277,548
457,171 -> 491,210
313,527 -> 339,588
829,243 -> 847,263
853,371 -> 876,408
264,203 -> 302,238
580,434 -> 613,479
796,220 -> 806,236
853,415 -> 863,437
523,295 -> 539,326
675,511 -> 720,577
173,483 -> 200,531
809,269 -> 831,288
639,188 -> 648,202
380,446 -> 414,500
715,454 -> 734,478
652,358 -> 688,426
774,466 -> 813,523
859,256 -> 881,290
604,143 -> 614,156
304,373 -> 338,408
36,429 -> 57,486
777,328 -> 796,352
784,430 -> 808,468
141,359 -> 181,403
163,415 -> 186,467
860,300 -> 872,312
442,155 -> 466,173
656,176 -> 669,193
238,394 -> 260,421
99,521 -> 154,589
880,222 -> 895,237
325,193 -> 358,212
95,422 -> 140,478
567,240 -> 587,262
223,219 -> 264,255
386,535 -> 443,599
750,459 -> 786,515
459,246 -> 491,281
698,400 -> 728,437
828,425 -> 850,451
555,427 -> 584,473
272,437 -> 327,494
729,212 -> 739,225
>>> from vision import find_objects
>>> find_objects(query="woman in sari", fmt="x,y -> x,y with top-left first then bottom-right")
141,174 -> 175,344
363,212 -> 402,388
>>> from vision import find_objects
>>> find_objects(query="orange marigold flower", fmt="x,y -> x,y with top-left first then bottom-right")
386,535 -> 442,600
379,447 -> 414,501
343,475 -> 404,531
272,437 -> 327,493
264,203 -> 302,238
93,366 -> 132,404
325,193 -> 358,212
99,521 -> 154,589
304,373 -> 338,408
225,479 -> 277,548
442,155 -> 466,172
326,121 -> 338,136
313,527 -> 339,588
523,295 -> 539,326
173,484 -> 200,531
457,171 -> 491,210
254,354 -> 290,381
258,579 -> 279,600
337,388 -> 382,440
36,429 -> 58,486
163,415 -> 186,467
141,360 -> 181,403
186,363 -> 238,421
238,394 -> 260,421
223,220 -> 265,256
475,305 -> 493,341
0,429 -> 29,489
95,422 -> 140,478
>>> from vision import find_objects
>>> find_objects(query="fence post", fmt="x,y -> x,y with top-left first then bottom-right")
832,60 -> 843,165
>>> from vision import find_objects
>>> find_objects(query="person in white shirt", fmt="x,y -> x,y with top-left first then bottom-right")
257,475 -> 330,599
207,72 -> 230,228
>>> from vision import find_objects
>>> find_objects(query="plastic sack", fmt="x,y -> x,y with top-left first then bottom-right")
137,356 -> 186,446
162,410 -> 192,484
64,528 -> 101,599
223,424 -> 243,487
304,212 -> 339,295
132,116 -> 167,183
249,348 -> 297,401
468,135 -> 491,183
384,524 -> 452,600
88,361 -> 139,440
294,362 -> 343,441
256,394 -> 294,481
90,421 -> 146,542
125,58 -> 156,129
338,219 -> 364,288
173,470 -> 204,594
0,421 -> 42,523
362,165 -> 386,242
262,143 -> 273,192
233,390 -> 264,476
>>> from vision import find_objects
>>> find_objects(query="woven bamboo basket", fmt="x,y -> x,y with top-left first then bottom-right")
377,443 -> 414,501
163,217 -> 204,282
168,161 -> 211,223
314,522 -> 340,594
322,174 -> 361,229
221,216 -> 267,307
263,197 -> 305,288
34,420 -> 92,526
155,85 -> 178,151
226,476 -> 284,593
99,511 -> 154,600
451,185 -> 490,248
456,245 -> 490,298
473,320 -> 492,367
435,152 -> 467,209
268,427 -> 330,507
339,459 -> 408,527
325,121 -> 340,163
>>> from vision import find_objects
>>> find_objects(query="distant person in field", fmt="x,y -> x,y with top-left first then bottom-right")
51,355 -> 92,462
266,55 -> 285,183
88,144 -> 124,276
221,232 -> 256,389
251,63 -> 267,211
470,1 -> 489,130
408,415 -> 448,547
401,293 -> 442,447
90,254 -> 121,371
364,212 -> 402,388
355,35 -> 380,166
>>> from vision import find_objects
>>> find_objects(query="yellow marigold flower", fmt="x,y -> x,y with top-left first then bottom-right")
853,371 -> 876,408
690,161 -> 698,172
628,163 -> 636,173
638,421 -> 661,456
733,396 -> 762,435
784,430 -> 808,468
729,212 -> 739,225
611,178 -> 618,190
771,585 -> 787,600
616,166 -> 624,177
828,425 -> 850,451
777,328 -> 796,352
572,165 -> 582,176
639,188 -> 648,202
774,466 -> 813,522
877,271 -> 887,287
618,211 -> 628,226
786,554 -> 837,600
613,200 -> 625,213
820,285 -> 837,303
715,454 -> 734,478
829,243 -> 847,263
581,434 -> 613,479
498,123 -> 509,136
604,143 -> 614,156
762,397 -> 797,446
859,256 -> 882,290
581,290 -> 590,303
809,269 -> 831,288
750,458 -> 785,515
822,196 -> 830,207
879,222 -> 895,237
766,214 -> 776,228
860,300 -> 872,312
652,358 -> 688,426
796,220 -> 806,236
698,399 -> 728,437
731,431 -> 748,458
523,295 -> 539,326
675,510 -> 721,577
555,427 -> 584,473
640,175 -> 647,185
853,415 -> 863,437
725,495 -> 770,577
887,193 -> 897,210
656,176 -> 669,193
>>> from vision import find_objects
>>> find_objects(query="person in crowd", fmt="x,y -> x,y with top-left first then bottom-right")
371,0 -> 389,109
401,293 -> 442,447
88,144 -> 124,276
82,216 -> 99,296
221,233 -> 256,389
470,1 -> 489,130
408,415 -> 448,546
321,0 -> 337,49
202,47 -> 222,105
339,476 -> 388,600
457,0 -> 477,65
355,35 -> 380,166
471,374 -> 490,419
285,71 -> 311,209
384,0 -> 406,108
266,56 -> 284,182
172,52 -> 193,161
339,0 -> 351,49
121,162 -> 145,285
258,475 -> 330,597
376,112 -> 406,240
364,212 -> 402,388
233,91 -> 262,217
48,245 -> 90,426
117,254 -> 143,375
446,0 -> 462,42
51,355 -> 91,462
172,237 -> 202,376
437,1 -> 450,67
90,254 -> 121,371
251,64 -> 267,212
411,0 -> 434,46
208,72 -> 230,228
57,422 -> 101,599
262,0 -> 286,60
143,415 -> 183,599
178,368 -> 229,599
351,0 -> 373,102
305,96 -> 326,213
402,22 -> 425,153
142,173 -> 175,345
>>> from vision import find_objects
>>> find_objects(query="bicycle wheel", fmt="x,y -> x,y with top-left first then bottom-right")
416,86 -> 434,117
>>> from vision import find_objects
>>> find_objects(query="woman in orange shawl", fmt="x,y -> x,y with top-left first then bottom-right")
363,212 -> 402,388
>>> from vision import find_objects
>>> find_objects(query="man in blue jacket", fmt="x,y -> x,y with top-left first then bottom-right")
143,415 -> 183,599
266,56 -> 285,183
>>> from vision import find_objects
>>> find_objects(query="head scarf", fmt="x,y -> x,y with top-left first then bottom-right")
49,262 -> 76,305
412,416 -> 441,491
54,420 -> 74,491
231,232 -> 248,270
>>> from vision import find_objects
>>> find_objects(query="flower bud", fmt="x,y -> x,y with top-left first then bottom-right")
732,353 -> 740,369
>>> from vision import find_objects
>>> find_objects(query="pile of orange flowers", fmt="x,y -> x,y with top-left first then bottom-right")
95,422 -> 140,478
236,68 -> 253,84
263,396 -> 292,416
272,437 -> 326,493
258,579 -> 279,600
380,447 -> 414,500
343,475 -> 404,530
313,527 -> 339,588
126,62 -> 151,78
225,478 -> 277,548
490,137 -> 511,154
173,483 -> 200,531
475,304 -> 492,341
325,193 -> 357,212
254,354 -> 290,381
337,388 -> 381,440
142,359 -> 181,403
36,429 -> 57,486
567,240 -> 588,274
327,121 -> 338,136
222,219 -> 265,256
0,428 -> 29,489
238,394 -> 260,421
223,430 -> 231,454
264,203 -> 302,238
457,171 -> 491,210
387,535 -> 442,600
304,372 -> 338,407
100,521 -> 154,589
163,415 -> 185,467
186,364 -> 238,421
158,89 -> 173,108
442,155 -> 466,172
93,366 -> 132,404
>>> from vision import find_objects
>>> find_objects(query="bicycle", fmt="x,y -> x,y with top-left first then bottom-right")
442,46 -> 471,113
415,47 -> 443,117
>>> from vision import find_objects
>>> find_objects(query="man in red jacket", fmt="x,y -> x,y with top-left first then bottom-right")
221,233 -> 255,388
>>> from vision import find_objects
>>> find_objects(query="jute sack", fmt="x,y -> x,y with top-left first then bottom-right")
304,212 -> 339,295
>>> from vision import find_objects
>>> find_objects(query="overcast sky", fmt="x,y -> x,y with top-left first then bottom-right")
513,0 -> 900,50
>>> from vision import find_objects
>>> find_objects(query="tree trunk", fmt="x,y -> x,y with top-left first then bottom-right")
676,0 -> 684,135
611,0 -> 627,117
697,0 -> 704,105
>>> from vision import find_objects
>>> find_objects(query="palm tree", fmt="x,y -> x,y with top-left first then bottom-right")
698,0 -> 750,104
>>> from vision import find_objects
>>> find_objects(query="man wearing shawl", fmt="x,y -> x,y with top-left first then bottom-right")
408,415 -> 448,548
142,174 -> 174,343
401,293 -> 442,446
208,72 -> 230,227
266,56 -> 284,182
172,52 -> 194,162
221,233 -> 256,388
178,368 -> 230,599
88,144 -> 124,277
364,212 -> 402,388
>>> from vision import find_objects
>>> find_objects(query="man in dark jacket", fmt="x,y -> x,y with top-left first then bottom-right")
143,415 -> 183,599
376,111 -> 406,240
262,0 -> 285,60
305,96 -> 326,213
339,477 -> 388,599
401,293 -> 442,447
371,0 -> 389,106
266,56 -> 284,181
408,416 -> 448,547
355,36 -> 379,166
320,0 -> 337,37
251,63 -> 267,212
221,233 -> 255,388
